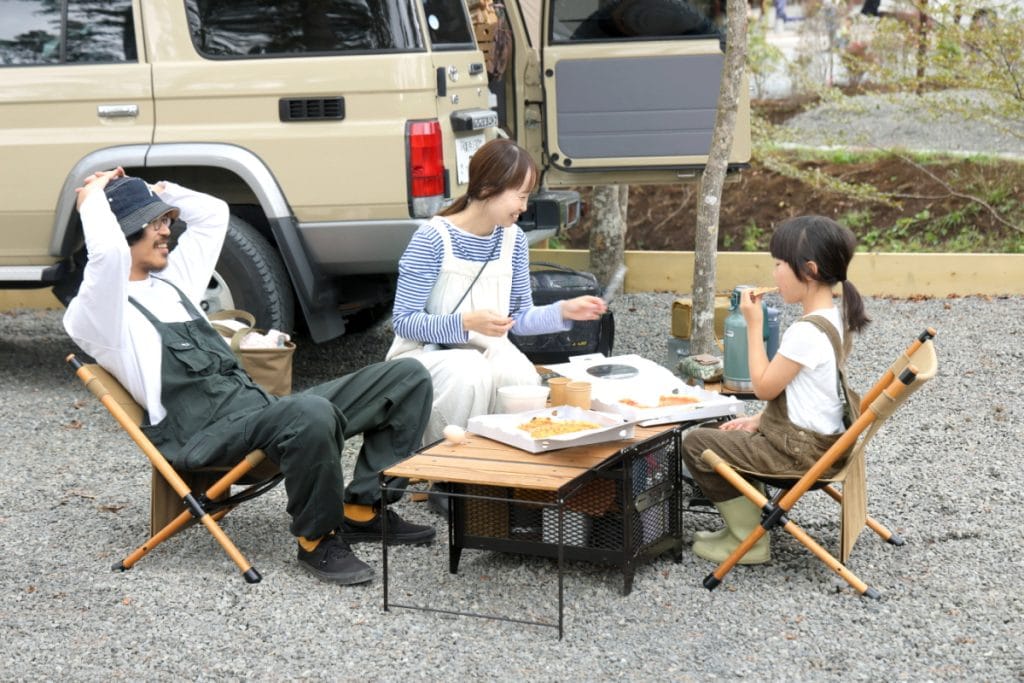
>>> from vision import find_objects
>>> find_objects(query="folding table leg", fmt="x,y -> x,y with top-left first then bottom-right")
381,473 -> 390,612
556,501 -> 565,641
449,485 -> 463,574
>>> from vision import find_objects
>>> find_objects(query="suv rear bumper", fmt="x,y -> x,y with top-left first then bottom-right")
0,263 -> 65,287
298,219 -> 424,275
297,191 -> 578,275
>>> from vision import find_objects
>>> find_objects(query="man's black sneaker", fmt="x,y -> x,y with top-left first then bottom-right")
297,534 -> 374,585
340,509 -> 436,545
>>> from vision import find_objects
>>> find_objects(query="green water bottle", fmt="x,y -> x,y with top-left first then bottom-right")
723,286 -> 753,392
723,285 -> 775,392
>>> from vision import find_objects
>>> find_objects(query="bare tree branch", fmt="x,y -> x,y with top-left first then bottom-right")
891,151 -> 1023,233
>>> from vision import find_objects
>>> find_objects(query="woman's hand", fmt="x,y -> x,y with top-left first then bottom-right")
462,308 -> 514,337
560,295 -> 607,321
719,413 -> 761,432
75,167 -> 124,210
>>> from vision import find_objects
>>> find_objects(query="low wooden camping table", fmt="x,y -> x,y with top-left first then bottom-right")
379,424 -> 685,638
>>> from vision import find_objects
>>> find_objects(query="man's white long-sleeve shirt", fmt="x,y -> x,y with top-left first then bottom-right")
63,182 -> 229,424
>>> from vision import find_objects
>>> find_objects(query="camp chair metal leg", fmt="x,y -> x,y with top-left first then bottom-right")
140,455 -> 267,582
195,506 -> 262,583
68,357 -> 283,584
776,517 -> 879,599
692,333 -> 934,598
69,356 -> 263,583
698,458 -> 881,599
697,464 -> 773,590
820,485 -> 905,546
118,506 -> 234,572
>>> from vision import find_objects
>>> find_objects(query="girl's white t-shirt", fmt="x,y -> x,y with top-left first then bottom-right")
776,306 -> 845,435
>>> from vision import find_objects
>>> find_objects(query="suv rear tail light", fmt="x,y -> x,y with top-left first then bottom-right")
407,120 -> 446,217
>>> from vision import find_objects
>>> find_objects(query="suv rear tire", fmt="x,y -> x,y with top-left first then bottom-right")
203,215 -> 295,333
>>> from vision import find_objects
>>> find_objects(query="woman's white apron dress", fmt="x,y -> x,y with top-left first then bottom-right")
386,221 -> 539,444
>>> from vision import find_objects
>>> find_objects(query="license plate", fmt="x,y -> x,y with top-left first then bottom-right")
455,133 -> 486,185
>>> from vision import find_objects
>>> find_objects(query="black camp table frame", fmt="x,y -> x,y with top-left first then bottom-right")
379,424 -> 688,639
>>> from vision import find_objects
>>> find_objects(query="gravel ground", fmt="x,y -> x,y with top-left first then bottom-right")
781,90 -> 1024,157
1,293 -> 1022,681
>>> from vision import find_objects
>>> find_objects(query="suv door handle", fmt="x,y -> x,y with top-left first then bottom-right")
97,104 -> 139,118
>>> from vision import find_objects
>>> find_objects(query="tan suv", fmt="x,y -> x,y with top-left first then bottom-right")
0,0 -> 749,341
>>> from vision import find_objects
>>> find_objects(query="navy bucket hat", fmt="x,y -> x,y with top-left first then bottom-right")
104,176 -> 180,238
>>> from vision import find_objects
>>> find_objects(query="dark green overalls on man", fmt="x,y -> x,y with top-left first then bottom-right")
131,280 -> 432,540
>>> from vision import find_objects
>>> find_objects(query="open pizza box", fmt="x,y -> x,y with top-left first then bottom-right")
545,354 -> 742,426
466,406 -> 636,454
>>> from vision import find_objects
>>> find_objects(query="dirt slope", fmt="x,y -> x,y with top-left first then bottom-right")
564,155 -> 1023,252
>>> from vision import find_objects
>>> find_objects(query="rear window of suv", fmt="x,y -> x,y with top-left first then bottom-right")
550,0 -> 721,43
421,0 -> 474,47
187,0 -> 424,56
0,0 -> 136,65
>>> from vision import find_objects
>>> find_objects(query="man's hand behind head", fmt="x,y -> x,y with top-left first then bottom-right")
75,167 -> 125,211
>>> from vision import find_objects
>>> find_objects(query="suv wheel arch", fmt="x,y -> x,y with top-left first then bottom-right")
52,143 -> 336,336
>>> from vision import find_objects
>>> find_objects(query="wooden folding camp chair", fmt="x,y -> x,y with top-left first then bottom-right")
699,328 -> 937,598
67,354 -> 283,583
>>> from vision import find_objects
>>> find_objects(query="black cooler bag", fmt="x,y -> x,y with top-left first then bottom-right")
509,262 -> 615,364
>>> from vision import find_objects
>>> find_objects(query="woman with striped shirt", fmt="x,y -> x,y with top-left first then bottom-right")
386,139 -> 606,445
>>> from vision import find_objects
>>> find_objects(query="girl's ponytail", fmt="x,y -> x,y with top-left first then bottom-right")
770,214 -> 871,336
841,279 -> 870,334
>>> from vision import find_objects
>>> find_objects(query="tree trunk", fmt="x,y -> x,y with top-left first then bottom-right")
915,0 -> 929,95
691,0 -> 748,355
589,184 -> 628,286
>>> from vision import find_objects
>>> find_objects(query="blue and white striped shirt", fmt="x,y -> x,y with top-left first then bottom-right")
392,218 -> 569,345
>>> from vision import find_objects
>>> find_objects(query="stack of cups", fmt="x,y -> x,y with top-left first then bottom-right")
547,377 -> 569,406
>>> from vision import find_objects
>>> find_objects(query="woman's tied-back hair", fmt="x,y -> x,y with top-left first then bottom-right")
440,138 -> 538,217
770,215 -> 870,334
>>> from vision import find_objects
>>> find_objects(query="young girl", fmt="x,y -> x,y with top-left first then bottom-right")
682,215 -> 869,564
386,138 -> 606,446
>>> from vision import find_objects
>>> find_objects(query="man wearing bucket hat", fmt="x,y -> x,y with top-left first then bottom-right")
64,168 -> 436,585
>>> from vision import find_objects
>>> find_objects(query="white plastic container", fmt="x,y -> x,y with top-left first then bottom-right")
497,384 -> 550,413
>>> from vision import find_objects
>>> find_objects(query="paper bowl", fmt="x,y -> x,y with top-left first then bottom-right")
497,384 -> 550,413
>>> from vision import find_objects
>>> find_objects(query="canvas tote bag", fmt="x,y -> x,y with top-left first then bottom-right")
208,309 -> 295,396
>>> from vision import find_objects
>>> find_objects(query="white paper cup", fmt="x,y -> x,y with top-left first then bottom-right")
565,381 -> 592,410
497,385 -> 550,413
